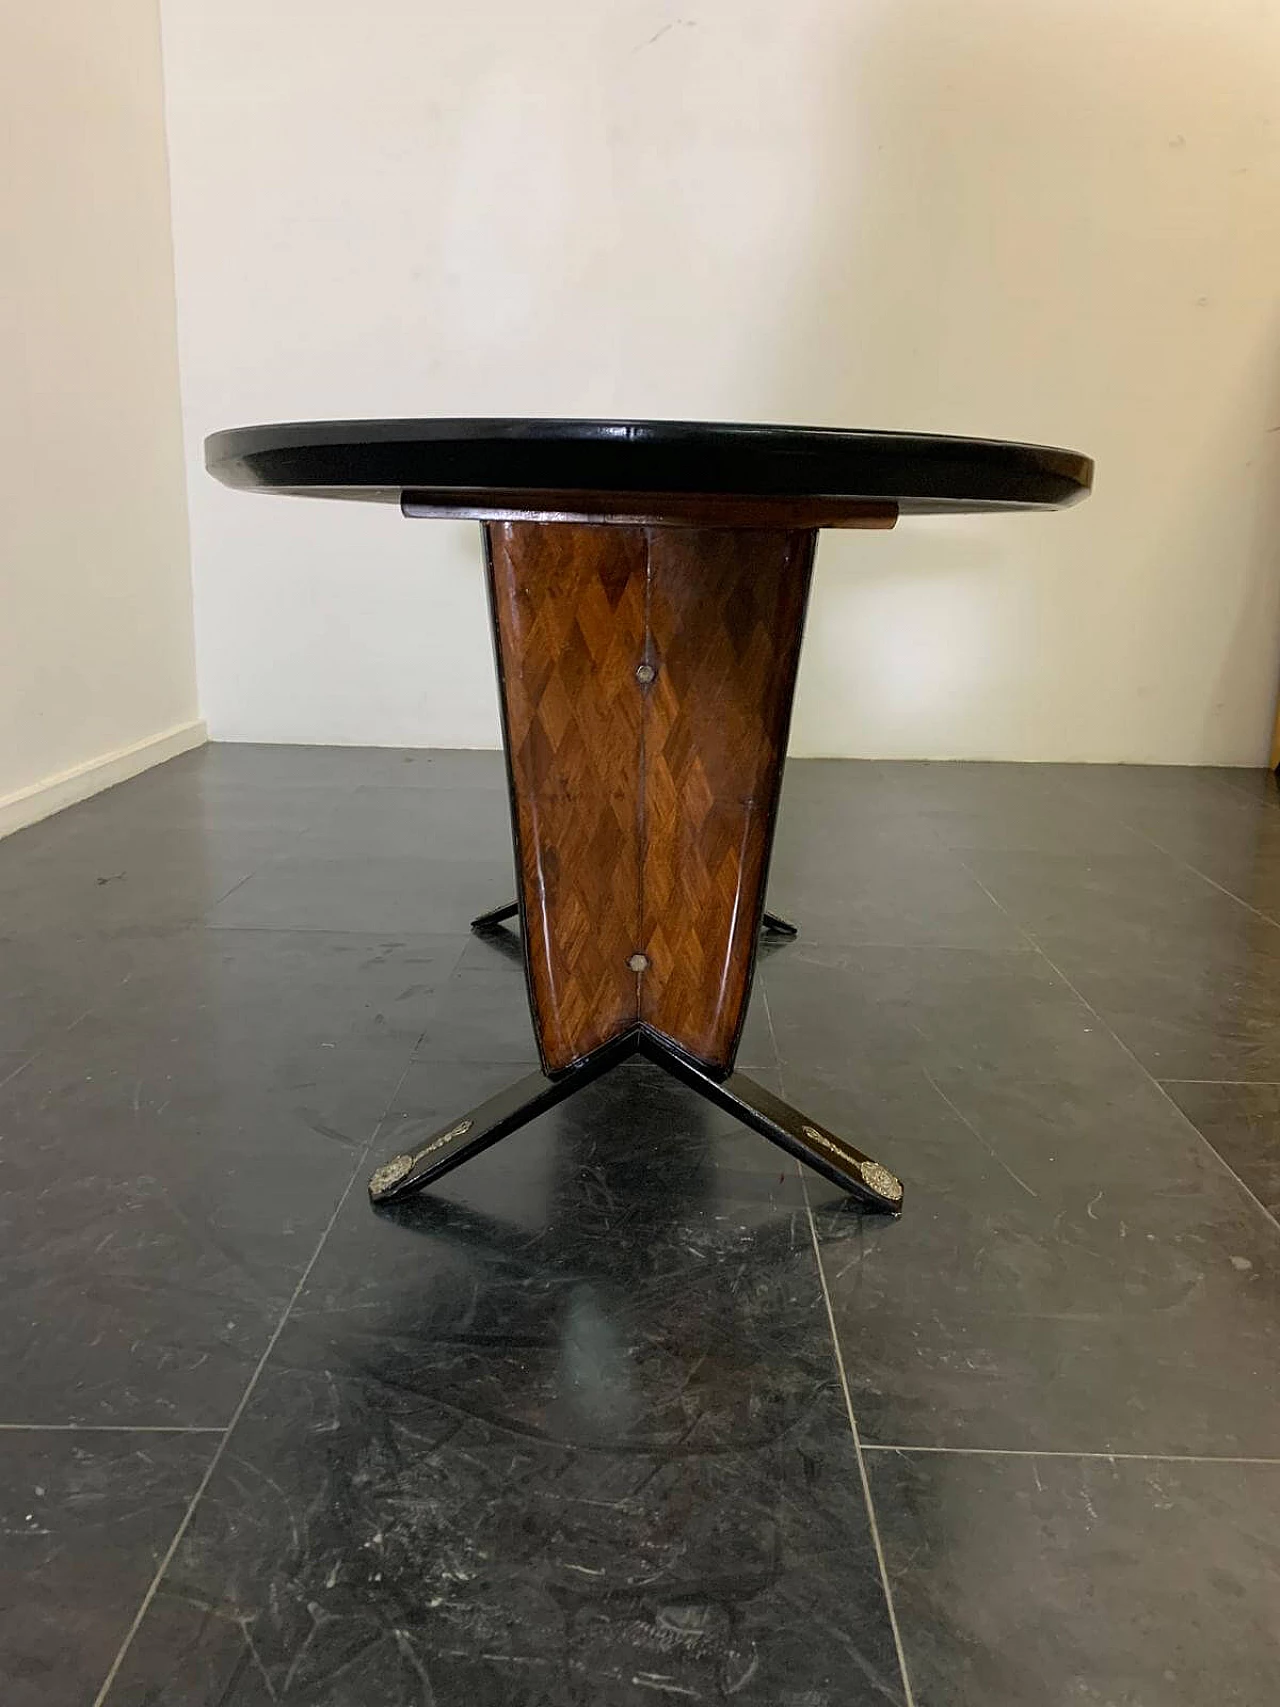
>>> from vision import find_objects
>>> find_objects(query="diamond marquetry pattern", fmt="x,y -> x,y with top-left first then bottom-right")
486,521 -> 814,1074
640,529 -> 814,1065
487,524 -> 645,1069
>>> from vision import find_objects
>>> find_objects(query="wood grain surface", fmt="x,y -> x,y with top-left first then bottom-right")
486,521 -> 815,1074
639,527 -> 814,1066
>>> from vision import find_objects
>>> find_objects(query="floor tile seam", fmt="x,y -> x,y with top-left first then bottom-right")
1053,768 -> 1265,813
1033,938 -> 1280,1241
946,777 -> 1279,929
859,1443 -> 1280,1464
1037,962 -> 1280,1256
757,980 -> 783,1080
204,922 -> 478,939
918,1067 -> 1042,1201
192,812 -> 391,921
1103,814 -> 1280,932
90,1052 -> 419,1707
768,936 -> 1042,954
1218,769 -> 1280,806
795,1154 -> 916,1707
0,1423 -> 227,1434
774,982 -> 910,1699
402,933 -> 480,1034
776,943 -> 1043,973
1160,1078 -> 1280,1087
180,924 -> 476,944
948,854 -> 1280,1239
13,920 -> 465,1064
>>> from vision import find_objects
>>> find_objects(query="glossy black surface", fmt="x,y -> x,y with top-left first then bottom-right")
867,1451 -> 1280,1705
0,1430 -> 216,1707
3,746 -> 1280,1704
367,1025 -> 905,1213
204,417 -> 1093,512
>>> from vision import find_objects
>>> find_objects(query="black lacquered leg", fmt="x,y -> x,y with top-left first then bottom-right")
367,1023 -> 902,1213
761,910 -> 798,938
639,1034 -> 903,1213
470,900 -> 520,931
472,898 -> 797,939
367,1031 -> 639,1205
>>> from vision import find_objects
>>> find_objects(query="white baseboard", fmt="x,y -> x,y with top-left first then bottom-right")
0,719 -> 208,841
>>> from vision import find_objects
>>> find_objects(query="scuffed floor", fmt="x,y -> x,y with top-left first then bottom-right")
2,745 -> 1279,1704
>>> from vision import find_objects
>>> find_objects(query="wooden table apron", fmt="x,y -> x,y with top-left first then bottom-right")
204,417 -> 1093,1215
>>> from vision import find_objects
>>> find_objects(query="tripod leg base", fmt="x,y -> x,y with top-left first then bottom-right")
367,1023 -> 903,1214
472,900 -> 798,939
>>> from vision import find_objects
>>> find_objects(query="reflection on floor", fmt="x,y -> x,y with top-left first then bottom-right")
2,745 -> 1279,1705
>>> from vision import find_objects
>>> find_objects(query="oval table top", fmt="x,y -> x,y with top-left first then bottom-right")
205,417 -> 1092,528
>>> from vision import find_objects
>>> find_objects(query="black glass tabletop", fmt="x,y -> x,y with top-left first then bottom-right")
205,417 -> 1092,515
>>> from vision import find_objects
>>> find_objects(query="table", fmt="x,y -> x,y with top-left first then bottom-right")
206,418 -> 1093,1215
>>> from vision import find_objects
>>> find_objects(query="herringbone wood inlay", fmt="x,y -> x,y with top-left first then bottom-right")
486,521 -> 814,1075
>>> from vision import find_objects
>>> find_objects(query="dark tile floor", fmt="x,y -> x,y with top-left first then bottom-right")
2,746 -> 1279,1705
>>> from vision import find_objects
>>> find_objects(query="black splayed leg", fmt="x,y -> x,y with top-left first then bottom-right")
469,900 -> 520,932
367,1032 -> 640,1205
638,1033 -> 903,1213
471,899 -> 798,940
367,1024 -> 902,1215
761,910 -> 798,938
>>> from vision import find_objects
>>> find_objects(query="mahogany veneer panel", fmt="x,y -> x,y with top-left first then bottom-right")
639,528 -> 814,1065
486,522 -> 813,1075
486,524 -> 645,1070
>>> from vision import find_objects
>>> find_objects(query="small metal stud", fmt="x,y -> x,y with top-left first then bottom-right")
628,952 -> 649,972
635,662 -> 656,684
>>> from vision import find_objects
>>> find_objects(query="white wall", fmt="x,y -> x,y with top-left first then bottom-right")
161,0 -> 1280,763
2,1 -> 201,834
